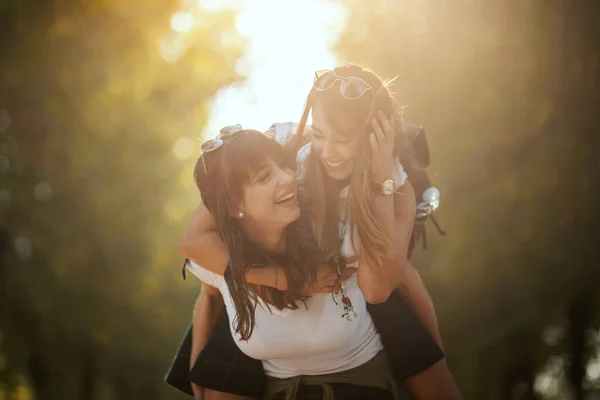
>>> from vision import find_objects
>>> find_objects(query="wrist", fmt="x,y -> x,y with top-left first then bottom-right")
372,178 -> 397,196
246,266 -> 288,290
272,267 -> 288,290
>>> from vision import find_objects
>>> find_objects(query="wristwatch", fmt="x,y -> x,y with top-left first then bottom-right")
373,179 -> 396,196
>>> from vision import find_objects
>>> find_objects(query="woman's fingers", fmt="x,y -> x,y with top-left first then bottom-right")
371,117 -> 385,146
378,110 -> 394,144
370,133 -> 379,156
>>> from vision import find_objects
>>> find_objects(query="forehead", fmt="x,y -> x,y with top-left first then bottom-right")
311,98 -> 370,136
311,102 -> 367,138
243,157 -> 277,179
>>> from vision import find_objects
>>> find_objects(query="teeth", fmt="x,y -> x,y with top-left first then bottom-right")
276,193 -> 295,204
326,160 -> 344,167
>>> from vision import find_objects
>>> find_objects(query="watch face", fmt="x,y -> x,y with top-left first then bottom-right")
382,179 -> 395,195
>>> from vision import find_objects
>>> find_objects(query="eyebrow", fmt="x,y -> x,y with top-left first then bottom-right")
311,125 -> 338,137
251,163 -> 272,182
311,125 -> 324,135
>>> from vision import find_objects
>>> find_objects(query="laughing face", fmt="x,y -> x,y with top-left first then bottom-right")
240,158 -> 300,228
310,103 -> 365,181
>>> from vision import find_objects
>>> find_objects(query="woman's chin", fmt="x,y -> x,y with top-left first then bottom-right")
284,204 -> 301,225
271,201 -> 301,226
322,160 -> 353,181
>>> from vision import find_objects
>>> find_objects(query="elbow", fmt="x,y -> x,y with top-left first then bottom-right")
362,262 -> 407,304
362,279 -> 398,304
178,240 -> 189,260
178,232 -> 195,260
363,289 -> 393,304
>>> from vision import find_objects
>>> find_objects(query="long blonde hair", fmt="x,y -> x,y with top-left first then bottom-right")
292,64 -> 415,269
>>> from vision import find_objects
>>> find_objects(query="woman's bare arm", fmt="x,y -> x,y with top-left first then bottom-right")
190,284 -> 222,399
358,181 -> 416,303
357,177 -> 443,348
358,112 -> 417,303
179,203 -> 288,290
180,203 -> 341,293
179,203 -> 229,273
390,182 -> 444,348
191,284 -> 256,400
401,263 -> 443,349
190,284 -> 224,372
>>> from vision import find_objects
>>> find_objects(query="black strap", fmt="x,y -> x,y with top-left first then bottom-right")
181,258 -> 189,280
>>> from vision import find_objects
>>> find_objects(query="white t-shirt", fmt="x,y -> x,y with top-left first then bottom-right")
186,123 -> 407,379
187,261 -> 383,379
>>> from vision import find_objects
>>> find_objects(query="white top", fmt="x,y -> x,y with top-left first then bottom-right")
187,261 -> 383,379
186,123 -> 407,379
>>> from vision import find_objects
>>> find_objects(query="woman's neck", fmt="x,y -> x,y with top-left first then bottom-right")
241,221 -> 287,253
335,177 -> 351,189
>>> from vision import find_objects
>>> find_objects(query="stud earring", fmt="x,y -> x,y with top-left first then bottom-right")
237,211 -> 245,219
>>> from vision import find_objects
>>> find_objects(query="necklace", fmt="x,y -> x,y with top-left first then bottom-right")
332,192 -> 358,322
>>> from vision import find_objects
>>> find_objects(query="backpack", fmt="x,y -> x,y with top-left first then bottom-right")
403,124 -> 446,259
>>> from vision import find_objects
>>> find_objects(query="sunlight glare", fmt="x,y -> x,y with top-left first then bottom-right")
158,34 -> 188,63
198,0 -> 240,12
198,0 -> 347,139
173,137 -> 196,160
170,11 -> 196,33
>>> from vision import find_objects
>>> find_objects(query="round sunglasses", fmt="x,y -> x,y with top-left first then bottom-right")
199,124 -> 243,175
313,69 -> 372,100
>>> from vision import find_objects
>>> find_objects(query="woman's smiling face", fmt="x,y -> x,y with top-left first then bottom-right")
310,103 -> 365,181
240,158 -> 300,228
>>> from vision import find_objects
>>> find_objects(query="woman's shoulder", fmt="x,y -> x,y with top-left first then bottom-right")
186,260 -> 227,290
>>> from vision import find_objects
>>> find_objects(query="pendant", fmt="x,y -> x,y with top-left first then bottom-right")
338,281 -> 358,322
333,253 -> 358,321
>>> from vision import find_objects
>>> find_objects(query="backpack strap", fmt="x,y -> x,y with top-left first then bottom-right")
405,123 -> 430,168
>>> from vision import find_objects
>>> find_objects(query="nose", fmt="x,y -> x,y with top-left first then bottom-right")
277,167 -> 296,186
322,139 -> 337,160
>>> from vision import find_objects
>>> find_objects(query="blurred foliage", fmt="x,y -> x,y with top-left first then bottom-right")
0,0 -> 244,399
331,0 -> 600,398
2,0 -> 599,399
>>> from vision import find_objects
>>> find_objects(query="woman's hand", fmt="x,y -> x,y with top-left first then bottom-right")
301,264 -> 356,295
369,111 -> 397,184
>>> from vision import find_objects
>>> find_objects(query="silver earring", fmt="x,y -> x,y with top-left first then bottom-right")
237,211 -> 245,219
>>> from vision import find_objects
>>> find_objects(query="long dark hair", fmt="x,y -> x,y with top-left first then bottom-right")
290,63 -> 418,267
194,129 -> 323,340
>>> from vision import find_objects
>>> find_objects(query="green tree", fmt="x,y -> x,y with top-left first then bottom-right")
0,1 -> 244,398
331,0 -> 600,398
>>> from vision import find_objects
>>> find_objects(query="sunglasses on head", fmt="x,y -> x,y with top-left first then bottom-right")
313,70 -> 372,100
199,124 -> 243,175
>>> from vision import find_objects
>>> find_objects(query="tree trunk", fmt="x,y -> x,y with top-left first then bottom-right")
27,344 -> 49,399
566,295 -> 593,400
78,341 -> 96,400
